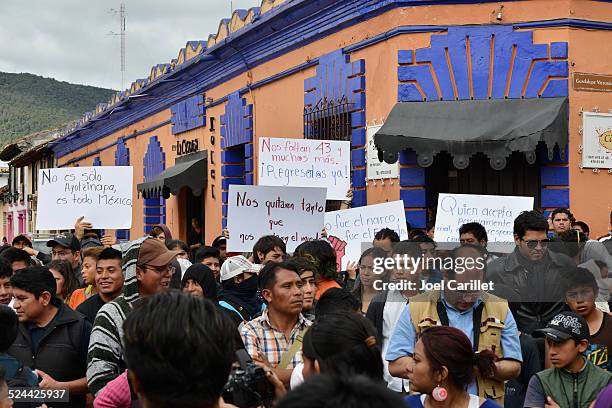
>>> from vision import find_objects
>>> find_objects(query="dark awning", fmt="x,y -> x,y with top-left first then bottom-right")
137,150 -> 207,198
374,97 -> 568,170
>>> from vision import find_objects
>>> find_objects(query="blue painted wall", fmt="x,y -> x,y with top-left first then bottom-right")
397,26 -> 570,227
115,138 -> 131,240
92,157 -> 101,166
304,50 -> 367,207
143,136 -> 166,234
220,93 -> 254,229
171,94 -> 206,135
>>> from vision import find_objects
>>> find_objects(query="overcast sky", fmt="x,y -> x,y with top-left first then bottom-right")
0,0 -> 260,90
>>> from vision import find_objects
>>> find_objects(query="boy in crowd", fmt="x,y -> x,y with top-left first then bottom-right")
0,248 -> 31,274
68,246 -> 103,309
0,261 -> 11,306
459,222 -> 499,264
550,208 -> 575,236
525,311 -> 612,408
564,268 -> 611,372
194,246 -> 222,282
372,228 -> 400,254
76,248 -> 124,324
253,235 -> 286,264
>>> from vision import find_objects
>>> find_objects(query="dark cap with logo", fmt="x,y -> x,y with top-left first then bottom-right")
46,233 -> 81,251
537,311 -> 590,342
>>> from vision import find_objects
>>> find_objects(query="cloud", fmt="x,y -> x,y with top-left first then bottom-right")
0,0 -> 260,90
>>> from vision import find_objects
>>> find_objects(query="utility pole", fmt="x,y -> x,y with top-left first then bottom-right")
109,3 -> 127,89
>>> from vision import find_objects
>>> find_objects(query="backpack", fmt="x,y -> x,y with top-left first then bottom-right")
6,362 -> 39,408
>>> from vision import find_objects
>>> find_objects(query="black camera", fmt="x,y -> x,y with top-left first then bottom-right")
223,349 -> 275,408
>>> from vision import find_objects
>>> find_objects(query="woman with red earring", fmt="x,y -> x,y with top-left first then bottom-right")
405,326 -> 502,408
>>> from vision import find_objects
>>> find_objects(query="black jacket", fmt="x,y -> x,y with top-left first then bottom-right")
488,249 -> 575,334
9,302 -> 91,408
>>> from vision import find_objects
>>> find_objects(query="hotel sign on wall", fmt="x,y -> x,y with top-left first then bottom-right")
582,112 -> 612,169
573,73 -> 612,92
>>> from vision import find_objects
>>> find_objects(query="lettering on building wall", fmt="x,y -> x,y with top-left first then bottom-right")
172,139 -> 200,156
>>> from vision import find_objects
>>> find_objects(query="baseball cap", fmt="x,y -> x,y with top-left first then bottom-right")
47,233 -> 81,251
137,238 -> 181,267
220,255 -> 262,281
81,237 -> 103,249
537,311 -> 590,342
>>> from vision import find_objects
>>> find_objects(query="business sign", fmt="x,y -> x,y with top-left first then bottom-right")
434,193 -> 534,252
367,124 -> 399,180
258,137 -> 350,200
227,185 -> 327,252
573,72 -> 612,93
36,166 -> 134,230
582,112 -> 612,169
324,201 -> 408,270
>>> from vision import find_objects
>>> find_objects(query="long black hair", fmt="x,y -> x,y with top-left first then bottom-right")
303,312 -> 384,381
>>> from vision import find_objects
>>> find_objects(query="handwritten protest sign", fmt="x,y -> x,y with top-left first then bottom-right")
258,137 -> 350,200
434,193 -> 534,252
36,166 -> 134,230
227,185 -> 327,252
324,201 -> 408,270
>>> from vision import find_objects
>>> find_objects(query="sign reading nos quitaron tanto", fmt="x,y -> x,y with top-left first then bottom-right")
36,166 -> 134,230
258,137 -> 350,200
227,185 -> 327,252
434,193 -> 534,253
582,112 -> 612,169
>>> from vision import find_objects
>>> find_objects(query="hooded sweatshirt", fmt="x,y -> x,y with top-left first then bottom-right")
181,264 -> 218,300
86,237 -> 145,396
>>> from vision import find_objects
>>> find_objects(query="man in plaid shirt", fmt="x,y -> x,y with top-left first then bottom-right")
241,261 -> 311,386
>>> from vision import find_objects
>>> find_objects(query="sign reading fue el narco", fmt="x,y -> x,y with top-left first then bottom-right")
36,166 -> 134,230
226,185 -> 327,252
258,137 -> 350,200
324,201 -> 408,270
434,193 -> 534,253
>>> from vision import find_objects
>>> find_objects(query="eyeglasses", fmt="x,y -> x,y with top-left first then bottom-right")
521,239 -> 550,250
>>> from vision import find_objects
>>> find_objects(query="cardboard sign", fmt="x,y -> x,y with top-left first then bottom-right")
434,193 -> 534,252
258,137 -> 350,200
582,112 -> 612,169
36,166 -> 134,230
367,124 -> 399,180
324,201 -> 408,270
227,185 -> 327,252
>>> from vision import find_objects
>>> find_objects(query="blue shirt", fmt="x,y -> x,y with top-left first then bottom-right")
0,353 -> 39,387
386,292 -> 523,395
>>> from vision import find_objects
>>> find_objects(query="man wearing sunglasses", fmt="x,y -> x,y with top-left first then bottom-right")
489,211 -> 575,335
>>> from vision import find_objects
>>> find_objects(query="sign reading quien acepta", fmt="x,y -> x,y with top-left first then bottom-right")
36,166 -> 134,230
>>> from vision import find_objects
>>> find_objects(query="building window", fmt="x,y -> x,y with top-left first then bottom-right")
32,162 -> 38,194
304,96 -> 353,141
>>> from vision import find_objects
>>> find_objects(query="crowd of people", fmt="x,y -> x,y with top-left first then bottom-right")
0,207 -> 611,408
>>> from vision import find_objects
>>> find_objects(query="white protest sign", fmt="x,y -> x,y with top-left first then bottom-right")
227,185 -> 327,252
324,201 -> 408,270
434,193 -> 534,252
258,137 -> 350,200
367,124 -> 399,180
36,166 -> 134,230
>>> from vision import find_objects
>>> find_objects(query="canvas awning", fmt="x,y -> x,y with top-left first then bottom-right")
374,97 -> 568,170
137,150 -> 207,198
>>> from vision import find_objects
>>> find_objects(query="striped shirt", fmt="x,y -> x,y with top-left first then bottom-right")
240,310 -> 311,369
